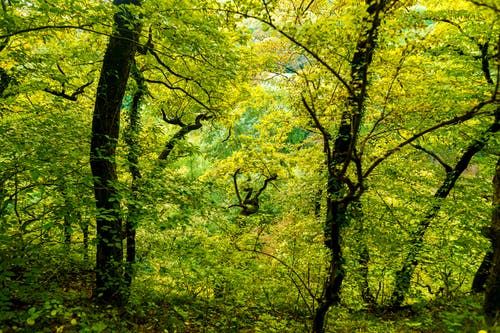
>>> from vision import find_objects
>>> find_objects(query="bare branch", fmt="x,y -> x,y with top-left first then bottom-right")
43,80 -> 93,101
160,108 -> 185,126
233,168 -> 243,206
0,24 -> 105,39
229,170 -> 277,216
363,100 -> 496,179
144,78 -> 212,111
158,113 -> 212,161
254,173 -> 278,200
411,144 -> 452,172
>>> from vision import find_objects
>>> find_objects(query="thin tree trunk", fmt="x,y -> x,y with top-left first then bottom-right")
312,196 -> 347,333
81,220 -> 89,262
63,214 -> 72,250
90,0 -> 141,304
472,250 -> 493,293
390,116 -> 499,307
124,60 -> 144,287
353,200 -> 376,306
484,157 -> 500,322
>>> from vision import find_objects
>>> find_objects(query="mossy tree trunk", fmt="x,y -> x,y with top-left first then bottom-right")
90,0 -> 141,305
311,1 -> 385,332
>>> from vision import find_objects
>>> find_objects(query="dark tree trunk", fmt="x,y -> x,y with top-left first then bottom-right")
390,115 -> 499,307
90,0 -> 141,305
124,60 -> 144,287
484,158 -> 500,322
81,221 -> 89,262
352,200 -> 376,306
312,196 -> 347,333
63,214 -> 72,249
472,250 -> 493,293
311,2 -> 385,332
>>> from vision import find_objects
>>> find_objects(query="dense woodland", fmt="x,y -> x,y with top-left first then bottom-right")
0,0 -> 499,332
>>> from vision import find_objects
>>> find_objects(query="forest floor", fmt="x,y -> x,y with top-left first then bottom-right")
0,258 -> 499,333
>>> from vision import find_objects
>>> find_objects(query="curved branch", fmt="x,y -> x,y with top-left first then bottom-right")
229,170 -> 277,215
148,43 -> 212,100
217,8 -> 353,95
467,0 -> 499,12
233,168 -> 243,206
363,100 -> 495,179
0,24 -> 105,39
144,78 -> 212,111
236,246 -> 318,309
301,95 -> 332,164
411,144 -> 452,172
43,80 -> 93,101
254,173 -> 278,200
158,113 -> 212,160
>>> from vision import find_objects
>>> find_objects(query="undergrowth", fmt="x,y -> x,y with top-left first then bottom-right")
0,257 -> 498,333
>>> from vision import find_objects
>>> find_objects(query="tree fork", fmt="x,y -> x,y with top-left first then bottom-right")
312,2 -> 386,332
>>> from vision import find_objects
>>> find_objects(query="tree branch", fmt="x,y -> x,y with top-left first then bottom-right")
236,246 -> 316,314
0,24 -> 103,39
216,7 -> 353,95
233,168 -> 243,206
144,78 -> 212,111
301,95 -> 332,163
363,100 -> 495,179
43,80 -> 93,101
411,144 -> 452,172
157,113 -> 212,160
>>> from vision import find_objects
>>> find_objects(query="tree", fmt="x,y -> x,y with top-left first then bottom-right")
484,157 -> 500,322
217,1 -> 497,330
90,0 -> 141,304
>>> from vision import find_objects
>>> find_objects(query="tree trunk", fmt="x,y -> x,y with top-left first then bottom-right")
484,157 -> 500,322
81,221 -> 89,262
124,60 -> 144,287
472,250 -> 493,293
312,195 -> 347,333
390,116 -> 499,307
353,200 -> 376,306
311,2 -> 385,332
90,0 -> 141,304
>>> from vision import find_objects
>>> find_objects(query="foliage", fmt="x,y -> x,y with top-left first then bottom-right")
0,0 -> 499,331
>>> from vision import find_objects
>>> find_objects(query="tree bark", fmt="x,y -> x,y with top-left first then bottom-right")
90,0 -> 141,304
390,115 -> 499,307
484,157 -> 500,322
124,60 -> 144,287
158,113 -> 211,161
311,2 -> 385,332
472,33 -> 497,295
472,250 -> 493,293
